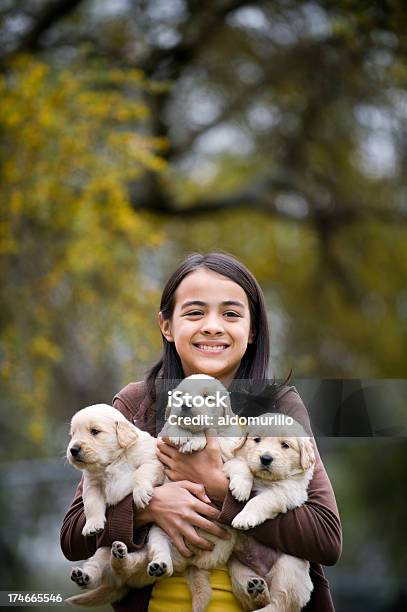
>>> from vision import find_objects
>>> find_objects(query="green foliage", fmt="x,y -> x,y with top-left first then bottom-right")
0,2 -> 406,602
159,208 -> 407,377
0,56 -> 166,451
1,2 -> 407,440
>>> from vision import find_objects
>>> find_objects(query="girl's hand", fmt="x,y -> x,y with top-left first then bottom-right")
134,480 -> 230,557
157,432 -> 229,504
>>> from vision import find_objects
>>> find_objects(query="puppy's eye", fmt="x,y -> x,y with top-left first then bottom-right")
281,441 -> 290,449
253,437 -> 261,443
90,428 -> 100,436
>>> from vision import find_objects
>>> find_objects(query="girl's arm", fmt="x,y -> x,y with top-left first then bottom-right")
60,475 -> 147,561
218,389 -> 342,566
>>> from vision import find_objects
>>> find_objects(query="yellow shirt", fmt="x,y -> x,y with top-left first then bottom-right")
148,565 -> 242,611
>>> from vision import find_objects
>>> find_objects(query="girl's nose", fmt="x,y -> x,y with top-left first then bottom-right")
201,315 -> 224,335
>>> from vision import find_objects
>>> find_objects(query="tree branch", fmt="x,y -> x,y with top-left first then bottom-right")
142,0 -> 264,79
7,0 -> 84,57
131,173 -> 407,225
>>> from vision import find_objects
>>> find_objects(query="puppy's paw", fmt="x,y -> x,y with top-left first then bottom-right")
133,485 -> 153,509
231,511 -> 259,531
247,577 -> 267,597
246,577 -> 270,607
147,559 -> 173,578
71,567 -> 90,588
82,518 -> 105,536
169,436 -> 188,448
180,437 -> 207,454
229,476 -> 252,502
111,541 -> 128,560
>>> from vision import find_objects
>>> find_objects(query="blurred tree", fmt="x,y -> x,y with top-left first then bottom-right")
1,0 -> 406,380
0,55 -> 166,456
1,1 -> 407,454
0,4 -> 406,605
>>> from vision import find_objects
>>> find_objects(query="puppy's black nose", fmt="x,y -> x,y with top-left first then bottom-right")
260,454 -> 273,466
181,404 -> 190,412
70,445 -> 81,457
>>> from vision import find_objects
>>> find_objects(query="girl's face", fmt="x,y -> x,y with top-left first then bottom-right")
159,268 -> 253,386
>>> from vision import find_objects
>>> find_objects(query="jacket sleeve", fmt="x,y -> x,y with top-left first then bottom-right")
60,395 -> 150,562
218,389 -> 342,567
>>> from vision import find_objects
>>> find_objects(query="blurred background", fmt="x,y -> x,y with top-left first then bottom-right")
0,0 -> 406,610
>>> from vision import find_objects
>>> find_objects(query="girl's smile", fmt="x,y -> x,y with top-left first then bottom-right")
193,342 -> 229,354
159,268 -> 253,385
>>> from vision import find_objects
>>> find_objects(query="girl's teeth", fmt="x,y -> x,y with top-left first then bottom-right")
197,345 -> 227,351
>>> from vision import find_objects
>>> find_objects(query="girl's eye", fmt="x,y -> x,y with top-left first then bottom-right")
183,310 -> 203,317
91,428 -> 100,436
281,441 -> 290,449
253,437 -> 261,443
224,311 -> 240,318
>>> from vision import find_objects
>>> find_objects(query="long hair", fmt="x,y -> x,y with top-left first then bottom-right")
146,252 -> 273,399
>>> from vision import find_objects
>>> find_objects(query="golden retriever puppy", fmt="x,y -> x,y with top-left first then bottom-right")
65,401 -> 235,611
152,376 -> 269,612
223,415 -> 316,612
159,374 -> 240,456
65,404 -> 170,606
67,404 -> 164,534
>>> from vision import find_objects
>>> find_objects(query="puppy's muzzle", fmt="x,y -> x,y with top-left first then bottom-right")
260,454 -> 273,467
70,444 -> 82,457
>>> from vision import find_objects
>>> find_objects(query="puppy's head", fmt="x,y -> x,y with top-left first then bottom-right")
165,374 -> 232,432
66,404 -> 139,472
237,419 -> 315,482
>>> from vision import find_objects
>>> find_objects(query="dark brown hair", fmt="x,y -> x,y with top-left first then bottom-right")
146,252 -> 271,397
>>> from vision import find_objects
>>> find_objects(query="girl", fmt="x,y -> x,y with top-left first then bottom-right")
61,251 -> 341,612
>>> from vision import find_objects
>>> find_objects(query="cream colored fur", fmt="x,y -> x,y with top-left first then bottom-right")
65,404 -> 168,606
160,374 -> 241,457
65,401 -> 236,611
156,375 -> 268,611
224,415 -> 316,611
65,390 -> 315,612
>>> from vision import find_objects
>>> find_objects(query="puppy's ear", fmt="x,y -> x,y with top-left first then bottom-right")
231,435 -> 248,452
222,393 -> 234,420
116,420 -> 139,448
299,437 -> 315,471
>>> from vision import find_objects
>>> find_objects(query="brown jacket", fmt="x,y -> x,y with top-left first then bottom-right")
61,382 -> 341,611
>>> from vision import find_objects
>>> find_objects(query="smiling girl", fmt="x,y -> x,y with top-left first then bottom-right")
61,252 -> 341,612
